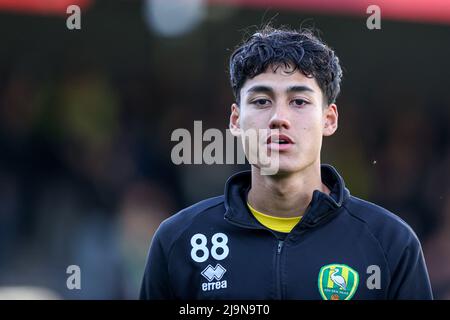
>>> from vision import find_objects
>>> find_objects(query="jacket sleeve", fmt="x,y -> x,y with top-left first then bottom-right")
139,231 -> 174,300
387,233 -> 433,300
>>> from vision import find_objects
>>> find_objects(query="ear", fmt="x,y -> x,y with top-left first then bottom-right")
229,103 -> 241,136
323,103 -> 338,136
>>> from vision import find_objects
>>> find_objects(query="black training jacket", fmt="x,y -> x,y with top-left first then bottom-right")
140,164 -> 433,300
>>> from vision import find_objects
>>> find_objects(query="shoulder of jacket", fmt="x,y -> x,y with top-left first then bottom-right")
343,195 -> 421,248
154,195 -> 225,245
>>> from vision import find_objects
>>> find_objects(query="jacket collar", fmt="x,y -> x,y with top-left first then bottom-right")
223,164 -> 350,234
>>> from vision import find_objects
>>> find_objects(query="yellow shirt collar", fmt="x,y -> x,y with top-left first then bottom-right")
247,201 -> 302,233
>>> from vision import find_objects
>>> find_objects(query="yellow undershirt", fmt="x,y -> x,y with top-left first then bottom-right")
247,202 -> 302,233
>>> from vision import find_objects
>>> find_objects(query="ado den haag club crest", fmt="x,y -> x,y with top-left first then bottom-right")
318,264 -> 359,300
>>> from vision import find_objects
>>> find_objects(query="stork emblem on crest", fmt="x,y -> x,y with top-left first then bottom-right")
318,264 -> 359,300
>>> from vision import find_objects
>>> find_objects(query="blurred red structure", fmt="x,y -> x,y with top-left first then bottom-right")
210,0 -> 450,25
0,0 -> 92,15
3,0 -> 450,25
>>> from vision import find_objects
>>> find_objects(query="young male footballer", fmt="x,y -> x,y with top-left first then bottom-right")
140,27 -> 433,300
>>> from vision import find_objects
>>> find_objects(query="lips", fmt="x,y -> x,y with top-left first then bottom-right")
266,133 -> 295,151
266,134 -> 294,145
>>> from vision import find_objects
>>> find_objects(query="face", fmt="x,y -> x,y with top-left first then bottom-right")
229,64 -> 338,175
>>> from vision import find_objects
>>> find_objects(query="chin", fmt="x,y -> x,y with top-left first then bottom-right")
253,153 -> 313,176
278,157 -> 316,174
256,162 -> 303,177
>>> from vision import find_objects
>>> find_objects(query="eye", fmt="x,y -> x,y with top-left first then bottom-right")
252,98 -> 271,107
291,98 -> 309,107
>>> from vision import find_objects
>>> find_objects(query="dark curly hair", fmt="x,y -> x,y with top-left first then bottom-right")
229,26 -> 343,105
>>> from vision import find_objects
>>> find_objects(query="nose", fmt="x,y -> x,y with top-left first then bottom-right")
268,105 -> 291,130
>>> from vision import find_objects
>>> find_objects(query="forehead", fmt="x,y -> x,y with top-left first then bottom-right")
240,65 -> 322,97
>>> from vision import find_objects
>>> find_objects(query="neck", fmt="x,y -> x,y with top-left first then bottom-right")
247,161 -> 329,218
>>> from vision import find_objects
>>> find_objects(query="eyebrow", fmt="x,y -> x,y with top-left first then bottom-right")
246,85 -> 315,95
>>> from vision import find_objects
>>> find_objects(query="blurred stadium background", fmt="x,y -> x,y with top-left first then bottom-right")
0,0 -> 449,299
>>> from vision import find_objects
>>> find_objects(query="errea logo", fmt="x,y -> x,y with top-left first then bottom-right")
201,264 -> 226,282
201,263 -> 228,292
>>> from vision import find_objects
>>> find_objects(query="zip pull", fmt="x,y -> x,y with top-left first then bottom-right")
277,241 -> 284,254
